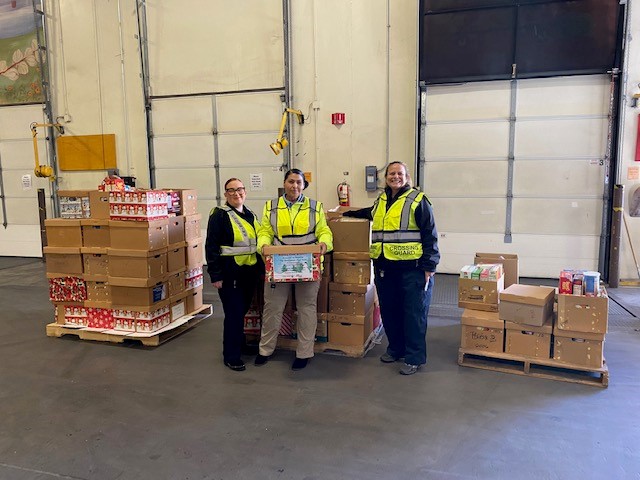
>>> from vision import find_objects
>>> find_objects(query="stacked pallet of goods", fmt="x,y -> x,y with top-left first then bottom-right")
45,180 -> 207,343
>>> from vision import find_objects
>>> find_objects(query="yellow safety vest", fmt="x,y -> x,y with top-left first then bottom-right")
268,196 -> 320,245
370,188 -> 424,261
212,205 -> 259,266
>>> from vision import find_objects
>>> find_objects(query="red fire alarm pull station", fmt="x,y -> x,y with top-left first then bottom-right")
332,113 -> 345,125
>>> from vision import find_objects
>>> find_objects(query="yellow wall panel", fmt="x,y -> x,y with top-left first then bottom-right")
57,134 -> 117,171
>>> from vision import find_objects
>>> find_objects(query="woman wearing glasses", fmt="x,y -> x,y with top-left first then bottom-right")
254,168 -> 333,371
205,178 -> 264,372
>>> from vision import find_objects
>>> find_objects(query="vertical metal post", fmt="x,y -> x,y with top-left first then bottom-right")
608,184 -> 624,288
212,96 -> 222,207
0,149 -> 6,228
417,87 -> 427,189
38,188 -> 47,258
135,0 -> 155,187
282,0 -> 292,171
504,75 -> 517,244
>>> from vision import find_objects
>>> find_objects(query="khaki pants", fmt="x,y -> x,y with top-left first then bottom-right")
259,281 -> 321,359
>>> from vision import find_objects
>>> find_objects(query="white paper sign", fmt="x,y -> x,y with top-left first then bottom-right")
21,174 -> 32,190
250,173 -> 263,191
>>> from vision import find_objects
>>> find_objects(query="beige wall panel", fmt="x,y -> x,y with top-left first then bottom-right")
152,97 -> 214,135
517,75 -> 609,117
425,161 -> 507,197
0,105 -> 45,138
515,118 -> 606,158
152,136 -> 214,168
217,133 -> 283,167
146,0 -> 284,96
0,140 -> 45,170
57,172 -> 110,191
0,225 -> 42,256
2,170 -> 50,199
216,92 -> 283,132
426,81 -> 511,121
4,198 -> 41,225
431,198 -> 505,233
512,198 -> 602,236
426,122 -> 510,159
513,160 -> 605,197
155,168 -> 215,193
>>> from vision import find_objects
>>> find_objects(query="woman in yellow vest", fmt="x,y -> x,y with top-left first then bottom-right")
205,178 -> 264,372
344,162 -> 440,375
255,168 -> 333,371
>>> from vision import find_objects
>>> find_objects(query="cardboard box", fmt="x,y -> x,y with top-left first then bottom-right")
553,326 -> 604,368
168,216 -> 186,245
505,320 -> 552,358
328,309 -> 373,346
458,276 -> 504,312
44,219 -> 83,247
185,237 -> 204,269
109,277 -> 168,307
86,280 -> 111,304
263,245 -> 322,283
557,293 -> 608,334
292,312 -> 329,342
317,276 -> 330,313
184,214 -> 202,242
498,284 -> 555,327
185,265 -> 203,290
43,247 -> 83,275
81,219 -> 110,248
109,190 -> 169,221
322,252 -> 333,280
179,189 -> 198,216
89,190 -> 110,220
48,275 -> 87,302
169,293 -> 187,321
167,243 -> 186,273
460,309 -> 504,352
81,247 -> 109,278
108,248 -> 168,279
54,302 -> 88,326
185,286 -> 204,313
474,253 -> 519,288
58,190 -> 90,219
167,270 -> 186,297
328,218 -> 371,253
333,252 -> 372,285
87,307 -> 115,329
109,219 -> 168,251
112,300 -> 171,333
329,282 -> 375,316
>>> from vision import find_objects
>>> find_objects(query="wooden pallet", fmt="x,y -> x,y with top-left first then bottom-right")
458,348 -> 609,388
46,304 -> 213,347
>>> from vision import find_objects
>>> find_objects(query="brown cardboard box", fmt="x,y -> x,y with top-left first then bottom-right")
317,276 -> 330,313
329,282 -> 375,316
316,313 -> 329,341
112,300 -> 171,333
45,219 -> 83,247
553,326 -> 604,368
184,214 -> 202,242
108,248 -> 168,279
81,219 -> 110,248
333,252 -> 372,285
169,292 -> 188,321
81,247 -> 109,278
328,308 -> 373,346
168,216 -> 186,245
179,189 -> 198,216
458,276 -> 504,312
43,247 -> 83,275
109,277 -> 168,306
322,252 -> 333,279
167,270 -> 186,297
54,302 -> 88,326
475,252 -> 519,288
58,190 -> 90,219
498,284 -> 555,327
86,280 -> 111,304
325,206 -> 363,220
167,243 -> 186,273
89,190 -> 110,219
263,245 -> 322,283
328,217 -> 371,253
460,309 -> 504,352
557,293 -> 608,334
185,238 -> 204,269
109,219 -> 168,251
185,286 -> 204,313
505,320 -> 552,358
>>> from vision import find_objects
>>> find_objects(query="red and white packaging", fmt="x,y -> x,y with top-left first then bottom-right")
185,266 -> 203,290
56,304 -> 88,326
109,190 -> 169,222
87,308 -> 115,329
49,276 -> 87,302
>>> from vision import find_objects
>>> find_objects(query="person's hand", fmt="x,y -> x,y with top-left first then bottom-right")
425,271 -> 435,282
213,280 -> 223,289
318,242 -> 328,254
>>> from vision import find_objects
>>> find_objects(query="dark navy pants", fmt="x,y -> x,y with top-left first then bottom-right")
218,276 -> 258,363
374,267 -> 434,366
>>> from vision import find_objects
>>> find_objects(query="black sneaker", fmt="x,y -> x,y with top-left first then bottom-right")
224,359 -> 246,372
291,357 -> 309,370
254,354 -> 271,366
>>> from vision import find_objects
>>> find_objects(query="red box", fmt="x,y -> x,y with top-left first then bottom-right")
109,190 -> 169,221
54,303 -> 88,326
48,276 -> 87,302
87,308 -> 115,329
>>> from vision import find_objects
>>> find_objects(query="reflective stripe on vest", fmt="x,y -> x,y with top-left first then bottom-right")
269,197 -> 318,245
217,205 -> 258,257
371,189 -> 421,243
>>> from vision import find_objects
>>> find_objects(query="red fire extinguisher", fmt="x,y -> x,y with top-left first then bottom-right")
337,181 -> 350,207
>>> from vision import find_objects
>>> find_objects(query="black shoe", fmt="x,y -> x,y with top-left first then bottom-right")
291,357 -> 309,370
224,359 -> 246,372
254,354 -> 271,366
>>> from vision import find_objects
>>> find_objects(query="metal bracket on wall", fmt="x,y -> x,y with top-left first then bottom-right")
504,78 -> 517,244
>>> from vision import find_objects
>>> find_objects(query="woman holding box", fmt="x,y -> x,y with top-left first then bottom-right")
343,161 -> 440,375
206,178 -> 263,372
255,168 -> 333,371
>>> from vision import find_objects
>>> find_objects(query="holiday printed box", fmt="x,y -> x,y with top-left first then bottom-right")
54,303 -> 88,326
109,190 -> 169,221
185,266 -> 203,290
48,276 -> 87,302
112,302 -> 170,333
263,245 -> 322,283
243,308 -> 262,334
87,308 -> 115,329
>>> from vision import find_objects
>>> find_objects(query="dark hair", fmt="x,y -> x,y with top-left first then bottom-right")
284,168 -> 309,189
385,161 -> 412,187
224,177 -> 242,189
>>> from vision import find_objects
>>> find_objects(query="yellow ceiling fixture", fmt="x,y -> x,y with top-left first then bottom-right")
270,108 -> 304,155
30,122 -> 64,179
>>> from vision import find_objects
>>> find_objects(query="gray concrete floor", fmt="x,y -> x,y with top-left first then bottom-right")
0,258 -> 639,480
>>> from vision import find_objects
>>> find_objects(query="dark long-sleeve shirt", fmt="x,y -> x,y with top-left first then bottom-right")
343,185 -> 440,272
205,205 -> 264,283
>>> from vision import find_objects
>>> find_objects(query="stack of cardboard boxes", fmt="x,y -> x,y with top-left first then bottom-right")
45,188 -> 204,336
